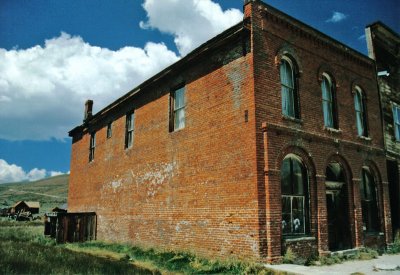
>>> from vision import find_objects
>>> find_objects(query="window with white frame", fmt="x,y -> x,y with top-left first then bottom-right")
89,132 -> 96,162
354,87 -> 368,137
170,86 -> 186,131
392,105 -> 400,141
321,73 -> 337,129
280,57 -> 299,119
125,112 -> 134,149
281,154 -> 309,235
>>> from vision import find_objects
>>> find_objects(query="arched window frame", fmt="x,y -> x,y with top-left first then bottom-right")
281,154 -> 309,236
354,86 -> 369,137
321,73 -> 338,129
360,167 -> 380,232
280,56 -> 300,119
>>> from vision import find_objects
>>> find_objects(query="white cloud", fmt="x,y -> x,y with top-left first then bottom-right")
358,34 -> 366,40
0,159 -> 50,183
0,33 -> 179,140
49,171 -> 64,177
140,0 -> 243,55
326,11 -> 348,23
0,0 -> 242,141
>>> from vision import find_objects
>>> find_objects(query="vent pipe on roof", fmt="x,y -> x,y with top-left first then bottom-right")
84,100 -> 93,122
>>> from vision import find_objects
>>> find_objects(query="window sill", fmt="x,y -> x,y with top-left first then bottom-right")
323,126 -> 341,133
363,231 -> 383,236
357,135 -> 371,141
282,115 -> 303,124
283,236 -> 315,242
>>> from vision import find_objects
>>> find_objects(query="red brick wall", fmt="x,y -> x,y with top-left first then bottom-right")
68,36 -> 265,260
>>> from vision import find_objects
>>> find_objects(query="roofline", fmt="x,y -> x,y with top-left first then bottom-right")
69,21 -> 247,136
260,1 -> 374,65
366,21 -> 400,40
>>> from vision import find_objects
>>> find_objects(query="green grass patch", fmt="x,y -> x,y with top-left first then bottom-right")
0,221 -> 278,274
66,241 -> 276,274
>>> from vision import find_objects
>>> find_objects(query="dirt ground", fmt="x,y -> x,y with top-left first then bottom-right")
265,254 -> 400,275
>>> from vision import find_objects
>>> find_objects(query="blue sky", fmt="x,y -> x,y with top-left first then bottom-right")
0,0 -> 399,183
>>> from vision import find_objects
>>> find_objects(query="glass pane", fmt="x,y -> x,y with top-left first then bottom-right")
127,132 -> 133,147
292,197 -> 305,234
174,108 -> 185,130
282,196 -> 292,234
174,87 -> 185,109
292,159 -> 304,195
354,92 -> 361,112
323,101 -> 333,127
281,158 -> 291,194
281,86 -> 289,116
356,112 -> 364,136
321,78 -> 331,101
395,107 -> 400,122
129,113 -> 135,131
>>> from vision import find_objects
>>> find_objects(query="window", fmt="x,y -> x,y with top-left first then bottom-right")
106,122 -> 112,139
89,132 -> 96,162
354,87 -> 368,137
360,167 -> 380,232
392,105 -> 400,141
281,155 -> 309,235
280,57 -> 299,118
170,86 -> 186,131
321,74 -> 337,128
125,112 -> 134,149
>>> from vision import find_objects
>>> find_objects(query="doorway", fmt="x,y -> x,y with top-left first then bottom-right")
326,162 -> 352,251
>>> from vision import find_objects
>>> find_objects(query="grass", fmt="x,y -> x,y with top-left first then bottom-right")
0,220 -> 278,274
387,231 -> 400,254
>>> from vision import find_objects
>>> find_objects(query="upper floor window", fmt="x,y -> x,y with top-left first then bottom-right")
280,57 -> 299,119
281,154 -> 309,235
106,122 -> 112,139
360,167 -> 380,232
321,73 -> 337,129
354,87 -> 368,137
125,112 -> 134,149
170,86 -> 186,131
392,105 -> 400,141
89,132 -> 96,162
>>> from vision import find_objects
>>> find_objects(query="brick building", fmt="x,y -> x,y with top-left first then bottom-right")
68,0 -> 393,262
366,22 -> 400,239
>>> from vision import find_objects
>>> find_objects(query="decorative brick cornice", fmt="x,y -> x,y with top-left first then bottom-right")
257,3 -> 374,69
264,122 -> 384,155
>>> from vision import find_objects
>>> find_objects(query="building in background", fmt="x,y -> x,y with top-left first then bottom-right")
68,0 -> 393,262
366,22 -> 400,239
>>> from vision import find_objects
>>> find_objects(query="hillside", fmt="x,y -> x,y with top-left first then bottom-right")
0,174 -> 69,214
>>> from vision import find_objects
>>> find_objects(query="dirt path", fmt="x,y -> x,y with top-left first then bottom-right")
8,189 -> 63,199
265,254 -> 400,275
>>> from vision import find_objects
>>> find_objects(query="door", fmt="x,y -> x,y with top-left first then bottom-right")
326,188 -> 351,251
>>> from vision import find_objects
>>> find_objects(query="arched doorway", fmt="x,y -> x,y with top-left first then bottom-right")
325,162 -> 352,251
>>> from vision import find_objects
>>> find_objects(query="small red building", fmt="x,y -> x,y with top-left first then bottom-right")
68,0 -> 393,262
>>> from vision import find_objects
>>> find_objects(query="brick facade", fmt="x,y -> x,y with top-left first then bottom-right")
68,0 -> 392,263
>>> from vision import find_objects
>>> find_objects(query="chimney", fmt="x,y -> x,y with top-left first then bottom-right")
84,100 -> 93,122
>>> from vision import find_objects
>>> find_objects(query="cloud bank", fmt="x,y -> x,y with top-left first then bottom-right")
0,33 -> 179,140
326,11 -> 348,23
0,159 -> 66,184
140,0 -> 242,56
0,0 -> 242,141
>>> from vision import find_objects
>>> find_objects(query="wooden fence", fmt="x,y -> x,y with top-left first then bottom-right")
44,212 -> 96,243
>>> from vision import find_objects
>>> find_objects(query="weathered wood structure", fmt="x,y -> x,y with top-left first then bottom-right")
11,201 -> 40,214
44,212 -> 97,243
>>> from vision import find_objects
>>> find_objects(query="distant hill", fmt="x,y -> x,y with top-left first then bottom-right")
0,174 -> 69,214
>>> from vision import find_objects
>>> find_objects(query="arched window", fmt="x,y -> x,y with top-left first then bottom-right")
321,74 -> 337,129
360,167 -> 380,232
280,57 -> 299,118
281,154 -> 309,235
354,87 -> 368,137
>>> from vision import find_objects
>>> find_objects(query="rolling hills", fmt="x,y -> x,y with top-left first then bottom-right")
0,174 -> 69,214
